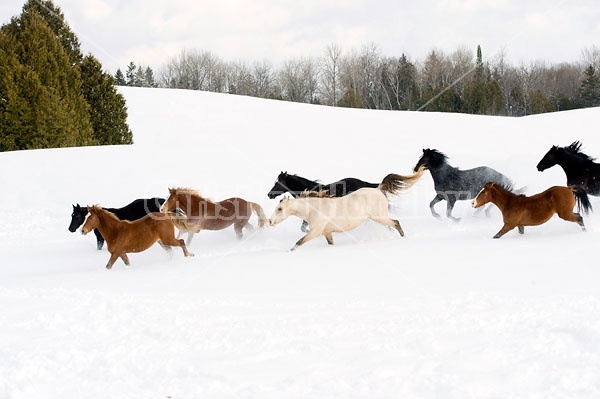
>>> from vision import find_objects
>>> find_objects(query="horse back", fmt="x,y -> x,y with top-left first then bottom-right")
110,198 -> 165,221
327,178 -> 378,197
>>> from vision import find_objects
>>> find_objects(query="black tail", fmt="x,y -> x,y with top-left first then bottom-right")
572,186 -> 592,215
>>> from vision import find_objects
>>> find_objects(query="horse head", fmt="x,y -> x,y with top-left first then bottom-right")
81,205 -> 101,235
536,145 -> 560,172
472,182 -> 495,208
267,171 -> 289,199
414,148 -> 447,171
268,197 -> 292,226
68,203 -> 88,232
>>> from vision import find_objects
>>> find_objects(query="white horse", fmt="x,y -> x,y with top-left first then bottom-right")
268,169 -> 424,251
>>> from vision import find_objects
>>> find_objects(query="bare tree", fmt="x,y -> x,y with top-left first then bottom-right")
319,43 -> 342,106
278,57 -> 319,103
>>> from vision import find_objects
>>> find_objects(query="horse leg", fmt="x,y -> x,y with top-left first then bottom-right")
429,194 -> 444,219
94,229 -> 105,250
518,226 -> 525,234
324,232 -> 334,245
371,217 -> 404,237
186,231 -> 195,246
493,223 -> 515,239
161,234 -> 194,257
106,252 -> 120,269
291,228 -> 322,251
301,220 -> 309,232
557,210 -> 586,231
446,198 -> 460,222
120,253 -> 131,267
234,222 -> 245,239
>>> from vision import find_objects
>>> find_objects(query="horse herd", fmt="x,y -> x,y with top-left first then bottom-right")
69,141 -> 598,269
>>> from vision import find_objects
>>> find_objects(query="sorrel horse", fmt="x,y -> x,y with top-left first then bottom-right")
160,188 -> 267,245
81,206 -> 193,269
537,141 -> 600,195
69,198 -> 165,249
472,183 -> 591,238
414,148 -> 513,221
268,171 -> 423,251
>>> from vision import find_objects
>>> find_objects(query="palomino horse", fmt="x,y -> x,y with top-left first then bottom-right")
82,206 -> 193,269
537,141 -> 600,196
268,171 -> 424,251
414,148 -> 513,221
69,198 -> 165,250
472,183 -> 591,238
161,188 -> 267,245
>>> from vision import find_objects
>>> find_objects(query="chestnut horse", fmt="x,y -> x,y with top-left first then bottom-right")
161,188 -> 267,245
82,206 -> 193,269
472,183 -> 591,238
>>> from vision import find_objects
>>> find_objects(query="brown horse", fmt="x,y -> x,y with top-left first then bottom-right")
82,205 -> 193,269
472,183 -> 591,238
161,187 -> 267,244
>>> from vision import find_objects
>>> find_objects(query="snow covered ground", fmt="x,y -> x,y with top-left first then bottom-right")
1,87 -> 600,398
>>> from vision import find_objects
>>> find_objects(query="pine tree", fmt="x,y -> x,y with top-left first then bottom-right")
114,69 -> 126,85
144,66 -> 156,88
125,62 -> 136,86
579,65 -> 600,108
463,45 -> 486,114
79,55 -> 133,145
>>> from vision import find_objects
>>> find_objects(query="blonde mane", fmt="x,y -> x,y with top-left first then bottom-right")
169,187 -> 213,203
297,189 -> 333,198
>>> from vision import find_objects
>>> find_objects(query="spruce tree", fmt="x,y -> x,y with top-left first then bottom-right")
114,69 -> 126,85
579,65 -> 600,108
125,62 -> 136,86
79,55 -> 133,145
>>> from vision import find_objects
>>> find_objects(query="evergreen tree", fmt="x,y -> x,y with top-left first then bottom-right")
125,61 -> 136,86
79,55 -> 133,145
144,66 -> 156,88
1,10 -> 94,149
579,65 -> 600,108
462,45 -> 486,114
114,68 -> 126,85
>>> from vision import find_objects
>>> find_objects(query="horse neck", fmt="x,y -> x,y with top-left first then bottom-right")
286,198 -> 311,219
428,162 -> 456,181
556,151 -> 592,179
94,211 -> 122,241
487,186 -> 513,210
176,194 -> 212,214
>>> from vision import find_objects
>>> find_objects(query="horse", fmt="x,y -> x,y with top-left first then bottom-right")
472,183 -> 591,238
537,141 -> 600,195
414,148 -> 513,221
160,188 -> 267,245
268,171 -> 424,251
69,198 -> 165,250
267,172 -> 379,199
81,205 -> 193,269
268,169 -> 424,231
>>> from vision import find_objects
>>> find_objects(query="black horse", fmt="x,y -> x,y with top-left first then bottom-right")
69,198 -> 165,249
537,141 -> 600,196
267,171 -> 378,199
414,148 -> 513,221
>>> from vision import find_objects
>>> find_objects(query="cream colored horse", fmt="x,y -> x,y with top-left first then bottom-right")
269,170 -> 423,251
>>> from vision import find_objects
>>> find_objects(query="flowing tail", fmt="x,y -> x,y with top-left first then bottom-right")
249,202 -> 267,228
572,186 -> 592,215
378,166 -> 425,195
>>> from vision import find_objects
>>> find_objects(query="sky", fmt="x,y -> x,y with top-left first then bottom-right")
0,0 -> 599,73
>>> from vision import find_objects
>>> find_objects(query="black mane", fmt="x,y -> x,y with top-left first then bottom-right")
563,141 -> 596,162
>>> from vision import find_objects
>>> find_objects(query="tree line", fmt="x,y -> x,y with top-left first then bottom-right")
0,0 -> 132,151
118,43 -> 600,116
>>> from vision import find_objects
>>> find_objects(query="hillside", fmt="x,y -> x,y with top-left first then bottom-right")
1,87 -> 599,398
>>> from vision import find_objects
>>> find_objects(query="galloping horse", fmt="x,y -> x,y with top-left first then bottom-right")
414,148 -> 513,221
268,171 -> 423,251
268,169 -> 424,231
472,183 -> 590,238
268,172 -> 378,199
537,141 -> 600,195
82,206 -> 193,269
161,188 -> 267,245
69,198 -> 165,249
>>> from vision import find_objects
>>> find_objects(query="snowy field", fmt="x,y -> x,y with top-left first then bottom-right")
1,87 -> 600,398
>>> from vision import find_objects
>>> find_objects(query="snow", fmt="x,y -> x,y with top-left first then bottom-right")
1,87 -> 600,398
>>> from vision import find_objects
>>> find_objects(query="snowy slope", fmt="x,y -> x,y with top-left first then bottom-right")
1,87 -> 600,398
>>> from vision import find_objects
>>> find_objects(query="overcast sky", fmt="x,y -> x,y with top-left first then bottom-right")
1,0 -> 599,73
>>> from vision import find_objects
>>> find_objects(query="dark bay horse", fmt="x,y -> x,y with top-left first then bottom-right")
69,198 -> 165,249
268,172 -> 379,199
537,141 -> 600,195
82,205 -> 193,269
160,188 -> 267,245
472,183 -> 590,238
414,148 -> 513,221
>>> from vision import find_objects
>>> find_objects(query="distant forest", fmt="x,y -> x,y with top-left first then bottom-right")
118,43 -> 600,116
